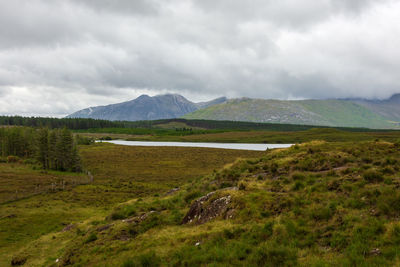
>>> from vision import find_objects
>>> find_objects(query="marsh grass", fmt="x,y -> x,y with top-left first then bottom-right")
2,140 -> 400,266
0,143 -> 263,266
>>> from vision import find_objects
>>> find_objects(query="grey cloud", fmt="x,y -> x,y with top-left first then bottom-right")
0,0 -> 399,116
69,0 -> 160,15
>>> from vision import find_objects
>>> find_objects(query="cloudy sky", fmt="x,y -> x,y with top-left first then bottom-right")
0,0 -> 399,116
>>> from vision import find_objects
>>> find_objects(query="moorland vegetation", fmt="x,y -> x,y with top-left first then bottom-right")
1,117 -> 400,266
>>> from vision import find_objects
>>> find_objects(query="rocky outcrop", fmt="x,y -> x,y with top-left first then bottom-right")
182,191 -> 234,225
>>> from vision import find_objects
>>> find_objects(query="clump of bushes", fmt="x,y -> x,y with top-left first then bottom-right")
239,182 -> 246,190
250,242 -> 298,266
109,204 -> 137,220
123,251 -> 161,267
377,189 -> 400,216
184,190 -> 202,203
291,172 -> 306,181
84,233 -> 97,244
291,181 -> 304,191
309,203 -> 336,221
363,169 -> 384,183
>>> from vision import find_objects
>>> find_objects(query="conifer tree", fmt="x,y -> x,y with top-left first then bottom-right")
36,128 -> 49,169
48,130 -> 58,170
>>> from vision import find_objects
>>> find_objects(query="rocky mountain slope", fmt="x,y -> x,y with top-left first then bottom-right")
67,94 -> 226,121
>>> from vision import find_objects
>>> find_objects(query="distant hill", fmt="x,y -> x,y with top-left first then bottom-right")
351,94 -> 400,123
67,94 -> 227,121
68,93 -> 400,129
183,95 -> 400,129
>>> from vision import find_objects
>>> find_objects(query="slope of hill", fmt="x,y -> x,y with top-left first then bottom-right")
67,94 -> 226,121
352,94 -> 400,123
6,140 -> 400,266
183,96 -> 400,129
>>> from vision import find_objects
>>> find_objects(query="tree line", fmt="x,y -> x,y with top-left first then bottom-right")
0,126 -> 81,172
0,116 -> 123,130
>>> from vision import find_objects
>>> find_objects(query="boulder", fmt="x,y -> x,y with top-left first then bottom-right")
182,191 -> 234,224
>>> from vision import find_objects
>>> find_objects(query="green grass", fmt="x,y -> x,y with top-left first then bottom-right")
0,143 -> 263,266
183,98 -> 398,129
301,99 -> 392,128
121,128 -> 400,144
32,140 -> 400,266
2,139 -> 400,266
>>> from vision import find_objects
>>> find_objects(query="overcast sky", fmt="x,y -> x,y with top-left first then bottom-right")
0,0 -> 399,116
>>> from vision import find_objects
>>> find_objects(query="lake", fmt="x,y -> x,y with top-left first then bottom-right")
101,140 -> 293,151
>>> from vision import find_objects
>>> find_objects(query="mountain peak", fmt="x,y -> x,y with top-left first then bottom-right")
388,93 -> 400,103
67,94 -> 224,121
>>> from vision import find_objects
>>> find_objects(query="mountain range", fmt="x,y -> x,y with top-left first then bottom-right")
67,94 -> 226,121
67,93 -> 400,129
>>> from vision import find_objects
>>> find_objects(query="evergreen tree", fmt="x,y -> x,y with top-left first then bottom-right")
0,126 -> 82,172
36,128 -> 49,169
48,130 -> 58,170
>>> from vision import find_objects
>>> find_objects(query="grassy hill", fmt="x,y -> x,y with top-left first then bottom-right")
183,98 -> 398,129
2,138 -> 400,266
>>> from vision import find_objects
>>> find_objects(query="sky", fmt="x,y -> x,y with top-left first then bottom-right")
0,0 -> 399,117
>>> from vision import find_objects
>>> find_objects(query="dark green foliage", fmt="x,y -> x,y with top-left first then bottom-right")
377,189 -> 400,216
291,172 -> 306,181
291,181 -> 305,191
75,135 -> 94,145
84,233 -> 97,243
309,203 -> 336,221
128,213 -> 163,237
239,182 -> 246,190
0,115 -> 121,129
121,259 -> 135,267
250,243 -> 298,266
41,128 -> 81,172
0,127 -> 35,158
137,252 -> 161,267
0,127 -> 81,172
184,190 -> 202,203
110,205 -> 137,220
363,169 -> 384,183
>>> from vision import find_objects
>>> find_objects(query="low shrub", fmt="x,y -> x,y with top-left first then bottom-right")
291,172 -> 306,181
84,233 -> 97,243
184,190 -> 202,203
250,242 -> 297,266
363,169 -> 384,183
309,203 -> 336,221
377,190 -> 400,216
136,251 -> 161,267
110,205 -> 137,220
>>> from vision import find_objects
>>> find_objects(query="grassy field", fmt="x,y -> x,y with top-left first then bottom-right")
0,143 -> 263,266
0,163 -> 89,204
3,140 -> 400,266
2,122 -> 400,266
78,128 -> 400,144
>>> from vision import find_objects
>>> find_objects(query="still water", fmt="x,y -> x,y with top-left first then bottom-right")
102,140 -> 292,151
